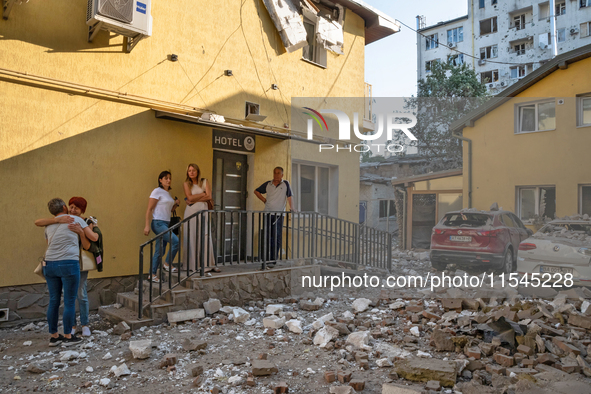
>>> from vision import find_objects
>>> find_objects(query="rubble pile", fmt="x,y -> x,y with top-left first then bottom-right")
1,265 -> 591,393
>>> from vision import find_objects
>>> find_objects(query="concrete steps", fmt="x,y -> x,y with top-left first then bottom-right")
98,304 -> 153,331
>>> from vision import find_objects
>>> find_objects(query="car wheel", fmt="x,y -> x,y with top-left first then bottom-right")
432,261 -> 447,271
500,249 -> 513,274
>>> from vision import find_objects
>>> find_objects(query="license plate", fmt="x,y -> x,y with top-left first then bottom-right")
540,266 -> 573,275
450,236 -> 471,242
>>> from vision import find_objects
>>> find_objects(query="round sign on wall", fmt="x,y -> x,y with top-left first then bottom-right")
244,136 -> 255,151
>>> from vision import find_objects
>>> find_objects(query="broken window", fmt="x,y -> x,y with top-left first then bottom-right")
578,94 -> 591,126
581,185 -> 591,215
426,33 -> 438,50
510,65 -> 526,79
448,54 -> 464,67
514,43 -> 526,55
479,0 -> 485,8
539,3 -> 550,19
513,14 -> 526,30
539,32 -> 551,49
480,45 -> 498,59
425,59 -> 440,73
480,70 -> 499,84
292,163 -> 331,214
557,28 -> 566,42
581,0 -> 591,8
480,17 -> 498,35
379,200 -> 396,219
302,13 -> 328,67
581,21 -> 591,37
556,2 -> 566,15
447,27 -> 463,44
491,0 -> 497,4
516,100 -> 556,133
518,187 -> 556,222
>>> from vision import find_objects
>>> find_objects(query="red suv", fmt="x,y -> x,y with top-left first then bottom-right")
430,210 -> 532,273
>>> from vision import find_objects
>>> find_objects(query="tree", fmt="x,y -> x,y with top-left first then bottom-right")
397,61 -> 490,172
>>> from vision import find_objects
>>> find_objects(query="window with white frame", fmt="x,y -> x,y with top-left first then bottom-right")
582,21 -> 591,37
580,185 -> 591,215
426,33 -> 438,50
302,13 -> 327,67
447,27 -> 463,44
516,100 -> 556,133
510,65 -> 526,79
539,3 -> 550,19
578,94 -> 591,127
557,28 -> 566,42
480,45 -> 498,59
425,59 -> 440,73
513,14 -> 526,30
581,0 -> 591,8
514,43 -> 526,55
448,54 -> 464,67
291,163 -> 334,215
556,2 -> 566,15
480,17 -> 498,35
479,0 -> 485,8
379,200 -> 397,219
481,70 -> 499,83
518,186 -> 556,222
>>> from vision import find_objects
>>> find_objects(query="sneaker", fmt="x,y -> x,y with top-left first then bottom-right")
49,335 -> 65,347
62,334 -> 83,347
163,264 -> 178,273
82,326 -> 91,337
151,275 -> 160,283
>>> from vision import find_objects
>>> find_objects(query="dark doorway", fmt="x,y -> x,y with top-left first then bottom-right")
212,151 -> 248,262
412,193 -> 436,249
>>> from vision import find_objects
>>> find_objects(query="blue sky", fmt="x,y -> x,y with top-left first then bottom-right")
364,0 -> 468,97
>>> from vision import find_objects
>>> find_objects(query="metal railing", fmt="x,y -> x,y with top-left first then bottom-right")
137,210 -> 393,318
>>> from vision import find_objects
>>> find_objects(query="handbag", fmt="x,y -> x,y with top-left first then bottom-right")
204,180 -> 214,210
80,249 -> 97,272
169,209 -> 181,235
35,223 -> 64,279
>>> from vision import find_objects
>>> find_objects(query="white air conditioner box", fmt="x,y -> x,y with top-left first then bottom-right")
87,0 -> 152,38
478,59 -> 486,66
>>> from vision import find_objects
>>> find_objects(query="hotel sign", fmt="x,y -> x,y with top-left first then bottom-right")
212,129 -> 255,153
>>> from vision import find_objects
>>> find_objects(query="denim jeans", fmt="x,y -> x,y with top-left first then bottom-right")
76,270 -> 89,327
43,260 -> 80,335
151,219 -> 179,274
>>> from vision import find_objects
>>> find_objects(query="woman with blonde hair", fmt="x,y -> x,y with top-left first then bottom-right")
183,164 -> 219,273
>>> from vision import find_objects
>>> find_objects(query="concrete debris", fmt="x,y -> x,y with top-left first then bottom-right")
112,321 -> 130,335
263,315 -> 286,329
352,298 -> 372,313
251,359 -> 278,376
345,330 -> 371,350
111,363 -> 131,377
182,338 -> 207,351
312,312 -> 334,330
394,358 -> 458,388
266,304 -> 284,315
285,319 -> 303,334
231,307 -> 250,323
167,308 -> 205,324
129,340 -> 152,359
203,298 -> 222,315
313,326 -> 339,347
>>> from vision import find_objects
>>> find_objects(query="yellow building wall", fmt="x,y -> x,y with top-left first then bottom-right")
462,57 -> 591,219
414,175 -> 463,191
0,0 -> 367,286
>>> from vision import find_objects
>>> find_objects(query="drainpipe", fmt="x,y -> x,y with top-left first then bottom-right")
549,0 -> 558,58
452,132 -> 472,208
402,187 -> 407,249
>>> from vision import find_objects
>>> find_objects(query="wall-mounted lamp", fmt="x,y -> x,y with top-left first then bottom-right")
225,70 -> 233,76
169,54 -> 178,62
271,84 -> 278,90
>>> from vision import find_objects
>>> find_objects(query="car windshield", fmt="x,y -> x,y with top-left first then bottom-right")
442,213 -> 491,227
541,223 -> 591,236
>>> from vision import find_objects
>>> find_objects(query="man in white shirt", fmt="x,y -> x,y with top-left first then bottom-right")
254,167 -> 295,267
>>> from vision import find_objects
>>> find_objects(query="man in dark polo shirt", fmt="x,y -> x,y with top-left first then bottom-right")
254,167 -> 295,267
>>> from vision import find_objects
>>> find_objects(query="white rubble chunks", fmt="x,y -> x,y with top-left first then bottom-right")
228,375 -> 244,386
376,358 -> 392,367
389,301 -> 405,310
312,297 -> 325,306
167,309 -> 205,324
261,0 -> 308,53
100,378 -> 111,387
263,315 -> 286,329
266,304 -> 284,315
220,306 -> 234,314
111,363 -> 131,377
203,298 -> 222,315
129,340 -> 152,360
345,331 -> 372,350
342,311 -> 355,320
232,307 -> 250,323
59,351 -> 79,361
312,313 -> 334,330
375,343 -> 411,360
86,366 -> 93,373
313,326 -> 339,348
352,298 -> 372,313
410,326 -> 420,337
285,319 -> 303,334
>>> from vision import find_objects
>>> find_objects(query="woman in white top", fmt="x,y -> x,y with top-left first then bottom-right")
182,163 -> 219,273
144,170 -> 180,283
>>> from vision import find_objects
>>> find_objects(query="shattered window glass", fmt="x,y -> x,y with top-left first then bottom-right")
303,21 -> 316,62
581,186 -> 591,215
582,97 -> 591,125
520,189 -> 536,221
538,101 -> 556,131
519,105 -> 536,131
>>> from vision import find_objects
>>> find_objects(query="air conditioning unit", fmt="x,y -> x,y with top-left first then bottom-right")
448,42 -> 457,48
86,0 -> 152,51
570,28 -> 579,35
500,81 -> 506,87
539,42 -> 549,49
488,82 -> 498,89
478,59 -> 486,66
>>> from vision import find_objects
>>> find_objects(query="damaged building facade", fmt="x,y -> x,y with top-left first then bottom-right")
417,0 -> 591,93
0,0 -> 399,323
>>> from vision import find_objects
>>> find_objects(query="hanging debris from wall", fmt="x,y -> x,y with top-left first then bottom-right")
261,0 -> 308,53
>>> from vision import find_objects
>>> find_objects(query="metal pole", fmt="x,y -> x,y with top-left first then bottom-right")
138,246 -> 144,320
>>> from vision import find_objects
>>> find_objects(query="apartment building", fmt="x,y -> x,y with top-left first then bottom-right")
417,0 -> 591,93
